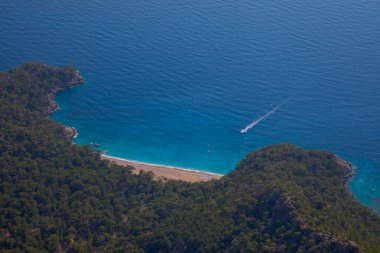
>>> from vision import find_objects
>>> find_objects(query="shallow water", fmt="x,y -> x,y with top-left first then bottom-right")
0,0 -> 379,213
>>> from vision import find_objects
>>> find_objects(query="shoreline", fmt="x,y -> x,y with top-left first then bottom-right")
63,126 -> 78,139
102,154 -> 224,182
45,70 -> 85,116
49,68 -> 84,140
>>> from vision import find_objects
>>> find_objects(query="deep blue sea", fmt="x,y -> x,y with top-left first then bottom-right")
1,0 -> 379,213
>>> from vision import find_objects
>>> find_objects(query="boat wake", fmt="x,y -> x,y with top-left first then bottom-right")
240,93 -> 296,134
240,104 -> 282,133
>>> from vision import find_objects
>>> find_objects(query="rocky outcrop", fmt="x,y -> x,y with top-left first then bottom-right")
334,155 -> 356,183
271,195 -> 295,223
44,69 -> 84,140
63,126 -> 78,140
309,230 -> 360,253
268,193 -> 360,252
44,70 -> 84,116
68,70 -> 85,87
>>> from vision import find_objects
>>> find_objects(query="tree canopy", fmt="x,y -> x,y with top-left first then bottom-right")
0,62 -> 379,252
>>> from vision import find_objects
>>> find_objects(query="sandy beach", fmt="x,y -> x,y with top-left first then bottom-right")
102,155 -> 223,182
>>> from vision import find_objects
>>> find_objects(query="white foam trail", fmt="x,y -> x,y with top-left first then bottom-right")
240,104 -> 282,134
240,93 -> 297,134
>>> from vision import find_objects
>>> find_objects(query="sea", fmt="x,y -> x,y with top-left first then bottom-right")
0,0 -> 379,213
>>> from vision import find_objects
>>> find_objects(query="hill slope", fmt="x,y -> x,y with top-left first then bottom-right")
0,63 -> 379,252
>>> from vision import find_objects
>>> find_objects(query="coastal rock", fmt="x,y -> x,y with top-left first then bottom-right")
63,126 -> 78,140
43,68 -> 84,140
334,155 -> 356,183
68,70 -> 85,86
44,70 -> 85,116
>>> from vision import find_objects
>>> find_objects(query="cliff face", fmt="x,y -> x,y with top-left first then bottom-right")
0,63 -> 379,252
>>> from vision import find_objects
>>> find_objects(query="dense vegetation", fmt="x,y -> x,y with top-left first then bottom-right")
0,62 -> 379,252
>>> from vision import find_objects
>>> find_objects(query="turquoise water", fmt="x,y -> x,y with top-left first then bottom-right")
0,0 -> 379,213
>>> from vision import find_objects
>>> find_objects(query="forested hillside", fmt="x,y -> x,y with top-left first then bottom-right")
0,63 -> 379,252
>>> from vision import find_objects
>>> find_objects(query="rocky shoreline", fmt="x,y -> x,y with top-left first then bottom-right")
45,70 -> 85,116
45,69 -> 84,139
334,154 -> 356,184
63,126 -> 78,139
